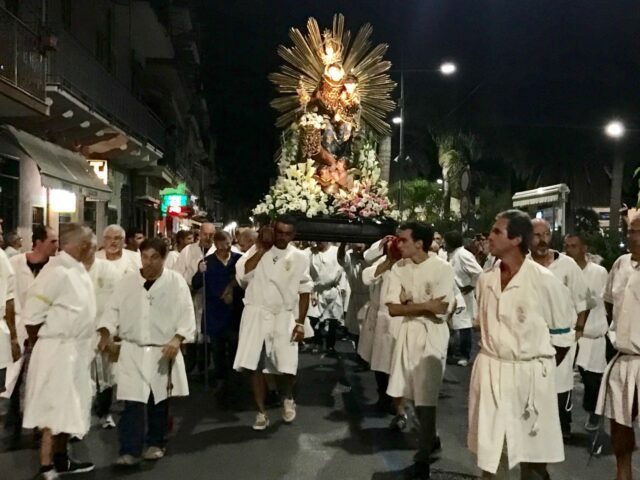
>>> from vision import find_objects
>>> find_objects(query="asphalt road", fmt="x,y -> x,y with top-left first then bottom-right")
0,340 -> 636,479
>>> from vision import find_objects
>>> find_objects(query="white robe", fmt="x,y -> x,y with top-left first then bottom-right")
88,259 -> 120,393
384,253 -> 456,406
0,249 -> 15,371
22,252 -> 97,437
358,256 -> 398,374
164,250 -> 180,271
363,239 -> 385,264
96,248 -> 141,278
340,250 -> 368,335
542,252 -> 590,394
596,257 -> 640,427
468,259 -> 574,473
174,242 -> 208,341
309,246 -> 346,322
449,246 -> 483,330
233,244 -> 313,375
99,268 -> 195,404
575,262 -> 609,374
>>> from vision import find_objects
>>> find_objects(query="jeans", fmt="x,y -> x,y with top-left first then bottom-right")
118,392 -> 168,457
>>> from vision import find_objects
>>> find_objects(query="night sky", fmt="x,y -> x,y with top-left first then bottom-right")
199,0 -> 640,214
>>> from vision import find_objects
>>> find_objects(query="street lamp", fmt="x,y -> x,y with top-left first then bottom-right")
439,62 -> 457,76
392,116 -> 402,125
605,119 -> 626,238
605,120 -> 625,139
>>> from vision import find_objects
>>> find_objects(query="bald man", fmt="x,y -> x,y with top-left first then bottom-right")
23,224 -> 97,478
596,214 -> 640,480
175,223 -> 216,373
236,228 -> 258,253
530,218 -> 591,441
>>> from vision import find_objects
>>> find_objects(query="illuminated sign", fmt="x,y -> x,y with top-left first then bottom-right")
50,189 -> 77,212
161,193 -> 188,214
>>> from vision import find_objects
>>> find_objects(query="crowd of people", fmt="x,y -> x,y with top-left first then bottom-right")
0,209 -> 638,479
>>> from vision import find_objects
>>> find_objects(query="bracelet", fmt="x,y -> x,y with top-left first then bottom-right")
295,323 -> 304,328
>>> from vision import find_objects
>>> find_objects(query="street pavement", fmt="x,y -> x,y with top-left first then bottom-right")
1,339 -> 638,479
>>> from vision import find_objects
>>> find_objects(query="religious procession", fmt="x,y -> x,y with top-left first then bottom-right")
0,3 -> 638,480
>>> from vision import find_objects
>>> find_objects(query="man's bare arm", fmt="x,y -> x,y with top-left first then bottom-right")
243,249 -> 267,275
387,296 -> 448,317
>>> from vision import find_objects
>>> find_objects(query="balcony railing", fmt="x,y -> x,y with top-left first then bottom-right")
47,31 -> 165,151
0,6 -> 46,101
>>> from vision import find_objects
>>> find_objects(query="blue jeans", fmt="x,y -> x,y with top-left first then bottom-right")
118,392 -> 168,457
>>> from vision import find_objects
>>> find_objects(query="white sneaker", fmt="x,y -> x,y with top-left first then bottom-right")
252,412 -> 270,431
457,359 -> 469,367
142,446 -> 165,461
282,398 -> 297,423
100,414 -> 116,429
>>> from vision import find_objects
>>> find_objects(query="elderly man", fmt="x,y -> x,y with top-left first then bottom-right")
236,227 -> 258,253
564,233 -> 609,432
4,225 -> 58,445
4,231 -> 22,258
445,231 -> 483,367
23,224 -> 97,478
595,214 -> 640,480
233,216 -> 312,430
93,224 -> 141,427
96,225 -> 141,277
98,238 -> 194,466
531,218 -> 590,441
384,221 -> 456,479
469,210 -> 574,479
175,222 -> 216,374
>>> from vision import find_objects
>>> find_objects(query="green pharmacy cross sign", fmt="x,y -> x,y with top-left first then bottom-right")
160,183 -> 188,214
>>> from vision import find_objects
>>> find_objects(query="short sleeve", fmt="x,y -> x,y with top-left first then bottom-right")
541,272 -> 575,348
0,249 -> 15,303
383,266 -> 403,305
603,257 -> 621,304
298,258 -> 314,294
236,245 -> 257,288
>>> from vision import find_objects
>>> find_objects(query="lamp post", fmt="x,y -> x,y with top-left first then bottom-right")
393,62 -> 457,213
605,120 -> 626,237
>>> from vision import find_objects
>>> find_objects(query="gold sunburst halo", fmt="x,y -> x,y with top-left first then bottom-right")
269,14 -> 396,136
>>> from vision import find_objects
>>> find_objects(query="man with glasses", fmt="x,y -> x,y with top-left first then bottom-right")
596,214 -> 640,480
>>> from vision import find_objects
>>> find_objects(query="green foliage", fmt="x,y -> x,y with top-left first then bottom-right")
474,187 -> 513,234
389,178 -> 444,223
574,207 -> 601,235
582,231 -> 626,271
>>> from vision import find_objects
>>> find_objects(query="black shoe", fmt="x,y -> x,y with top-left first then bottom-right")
411,461 -> 430,480
54,459 -> 95,475
389,413 -> 408,431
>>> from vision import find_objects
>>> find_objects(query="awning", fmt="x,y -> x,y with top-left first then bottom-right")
0,125 -> 111,200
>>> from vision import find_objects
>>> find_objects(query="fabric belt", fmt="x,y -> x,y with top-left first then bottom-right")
479,349 -> 552,437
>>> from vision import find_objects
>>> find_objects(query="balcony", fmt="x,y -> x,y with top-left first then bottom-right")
0,6 -> 48,116
47,31 -> 165,156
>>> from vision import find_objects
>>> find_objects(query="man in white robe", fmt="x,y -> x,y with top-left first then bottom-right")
95,224 -> 141,278
98,237 -> 194,466
308,242 -> 346,354
83,235 -> 120,430
338,243 -> 369,342
595,214 -> 640,480
164,230 -> 194,271
384,221 -> 456,480
233,217 -> 312,430
3,225 -> 58,445
468,210 -> 574,479
174,222 -> 215,373
0,248 -> 18,394
564,233 -> 609,432
445,231 -> 483,367
531,218 -> 590,440
23,224 -> 97,478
